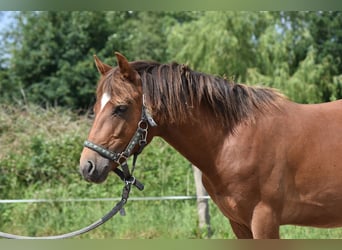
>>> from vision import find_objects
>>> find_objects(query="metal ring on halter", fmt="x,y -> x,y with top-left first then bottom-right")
138,120 -> 148,130
117,154 -> 128,165
125,176 -> 136,185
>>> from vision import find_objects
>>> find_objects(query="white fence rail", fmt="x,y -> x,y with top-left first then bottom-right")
0,196 -> 211,204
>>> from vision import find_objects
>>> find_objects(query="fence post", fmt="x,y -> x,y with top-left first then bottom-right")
192,165 -> 211,238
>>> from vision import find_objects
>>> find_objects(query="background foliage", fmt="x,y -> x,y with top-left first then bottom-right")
0,11 -> 342,238
1,11 -> 342,109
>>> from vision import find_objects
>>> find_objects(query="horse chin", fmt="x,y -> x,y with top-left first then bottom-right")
85,164 -> 112,184
88,171 -> 109,184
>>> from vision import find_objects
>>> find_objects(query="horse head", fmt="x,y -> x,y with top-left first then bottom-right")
79,53 -> 153,183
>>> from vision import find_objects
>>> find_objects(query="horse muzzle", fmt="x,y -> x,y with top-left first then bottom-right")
79,150 -> 113,183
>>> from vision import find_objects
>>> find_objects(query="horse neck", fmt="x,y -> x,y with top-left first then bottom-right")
155,106 -> 227,174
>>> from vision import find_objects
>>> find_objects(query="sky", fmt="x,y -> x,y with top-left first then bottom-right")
0,11 -> 13,31
0,11 -> 16,66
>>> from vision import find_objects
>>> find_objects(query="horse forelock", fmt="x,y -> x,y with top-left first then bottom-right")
96,68 -> 138,106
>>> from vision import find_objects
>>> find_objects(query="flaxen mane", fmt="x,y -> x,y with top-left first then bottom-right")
130,61 -> 285,132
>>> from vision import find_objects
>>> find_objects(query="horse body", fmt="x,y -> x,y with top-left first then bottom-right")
157,98 -> 342,238
279,101 -> 342,227
80,53 -> 342,238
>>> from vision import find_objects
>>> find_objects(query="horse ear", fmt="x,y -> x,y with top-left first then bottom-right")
115,52 -> 136,81
94,55 -> 112,75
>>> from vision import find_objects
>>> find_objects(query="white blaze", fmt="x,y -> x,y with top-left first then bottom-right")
100,92 -> 111,111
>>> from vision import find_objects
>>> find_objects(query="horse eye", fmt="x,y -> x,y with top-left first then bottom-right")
113,105 -> 128,116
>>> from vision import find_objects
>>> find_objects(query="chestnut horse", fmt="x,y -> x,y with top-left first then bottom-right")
80,52 -> 342,239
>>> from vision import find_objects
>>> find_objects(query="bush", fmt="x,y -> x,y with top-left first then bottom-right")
0,104 -> 87,197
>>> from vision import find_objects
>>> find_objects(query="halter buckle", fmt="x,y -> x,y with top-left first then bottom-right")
117,154 -> 128,165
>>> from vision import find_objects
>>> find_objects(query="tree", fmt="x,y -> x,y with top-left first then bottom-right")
307,11 -> 342,101
167,11 -> 342,104
167,11 -> 272,82
1,11 -> 341,108
0,11 -> 198,109
103,11 -> 198,63
2,11 -> 112,109
247,11 -> 342,103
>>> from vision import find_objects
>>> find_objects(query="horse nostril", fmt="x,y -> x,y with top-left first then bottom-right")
84,160 -> 95,177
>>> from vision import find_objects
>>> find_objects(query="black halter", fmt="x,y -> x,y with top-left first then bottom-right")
83,96 -> 157,191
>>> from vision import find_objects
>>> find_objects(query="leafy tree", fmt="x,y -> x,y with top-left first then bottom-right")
307,11 -> 342,101
167,11 -> 341,103
103,11 -> 199,63
1,11 -> 342,107
0,11 -> 198,109
2,11 -> 112,109
247,11 -> 342,103
167,11 -> 272,82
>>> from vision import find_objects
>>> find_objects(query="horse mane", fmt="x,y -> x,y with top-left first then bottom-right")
130,60 -> 285,132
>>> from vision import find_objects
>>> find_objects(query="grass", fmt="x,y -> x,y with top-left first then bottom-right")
1,104 -> 342,239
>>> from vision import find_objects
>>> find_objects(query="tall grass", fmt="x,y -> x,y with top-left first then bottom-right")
1,104 -> 342,239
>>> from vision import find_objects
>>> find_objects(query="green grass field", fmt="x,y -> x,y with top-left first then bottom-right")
2,197 -> 342,239
1,104 -> 342,239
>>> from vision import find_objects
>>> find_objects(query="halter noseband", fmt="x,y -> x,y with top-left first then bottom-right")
83,95 -> 157,191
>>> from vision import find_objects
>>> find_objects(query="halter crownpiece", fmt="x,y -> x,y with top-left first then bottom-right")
142,94 -> 157,127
